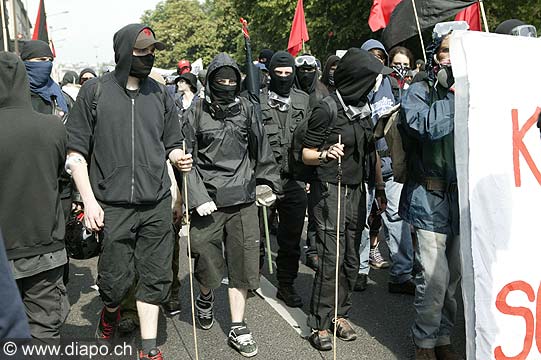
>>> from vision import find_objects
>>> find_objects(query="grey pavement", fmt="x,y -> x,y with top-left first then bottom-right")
62,228 -> 466,360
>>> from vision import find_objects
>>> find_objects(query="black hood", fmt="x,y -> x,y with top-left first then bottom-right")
113,24 -> 151,88
321,55 -> 340,87
334,48 -> 392,106
205,52 -> 242,103
0,51 -> 31,109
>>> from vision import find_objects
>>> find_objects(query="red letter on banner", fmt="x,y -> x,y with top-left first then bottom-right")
513,108 -> 541,187
494,281 -> 535,360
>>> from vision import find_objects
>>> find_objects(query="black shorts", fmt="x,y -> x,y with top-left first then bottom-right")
190,202 -> 260,290
97,196 -> 174,306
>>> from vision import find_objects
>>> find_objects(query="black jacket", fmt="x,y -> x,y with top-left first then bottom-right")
0,52 -> 66,260
259,88 -> 309,178
67,24 -> 184,205
184,53 -> 281,210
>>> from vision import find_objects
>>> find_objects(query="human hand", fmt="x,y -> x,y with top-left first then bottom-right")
375,188 -> 387,215
326,142 -> 344,161
82,198 -> 104,232
170,149 -> 193,172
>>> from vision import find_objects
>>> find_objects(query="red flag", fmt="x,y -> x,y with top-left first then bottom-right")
455,2 -> 481,31
287,0 -> 309,57
368,0 -> 402,32
32,0 -> 49,43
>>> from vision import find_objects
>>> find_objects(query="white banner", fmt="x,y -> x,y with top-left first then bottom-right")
452,31 -> 541,360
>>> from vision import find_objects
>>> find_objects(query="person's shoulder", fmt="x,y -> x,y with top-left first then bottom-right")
34,112 -> 67,138
291,87 -> 309,101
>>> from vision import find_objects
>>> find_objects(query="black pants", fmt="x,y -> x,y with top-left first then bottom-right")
307,182 -> 365,330
260,178 -> 307,286
305,187 -> 318,256
97,196 -> 174,307
17,265 -> 69,339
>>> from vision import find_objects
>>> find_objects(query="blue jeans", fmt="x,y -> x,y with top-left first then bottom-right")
358,177 -> 413,284
412,229 -> 461,348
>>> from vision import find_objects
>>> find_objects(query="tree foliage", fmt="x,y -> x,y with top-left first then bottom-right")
141,0 -> 541,69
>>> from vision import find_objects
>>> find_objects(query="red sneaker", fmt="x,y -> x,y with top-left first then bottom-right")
95,307 -> 120,340
139,348 -> 164,360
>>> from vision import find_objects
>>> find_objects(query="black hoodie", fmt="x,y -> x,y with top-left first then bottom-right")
67,24 -> 184,205
0,52 -> 66,260
184,53 -> 281,209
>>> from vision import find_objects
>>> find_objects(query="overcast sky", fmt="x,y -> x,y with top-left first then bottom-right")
25,0 -> 162,64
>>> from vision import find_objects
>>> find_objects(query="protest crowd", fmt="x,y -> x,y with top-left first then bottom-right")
0,0 -> 538,359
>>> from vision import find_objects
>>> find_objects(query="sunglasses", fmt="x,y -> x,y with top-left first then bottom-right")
295,55 -> 316,67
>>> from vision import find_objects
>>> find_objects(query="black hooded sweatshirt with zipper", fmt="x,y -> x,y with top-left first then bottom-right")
0,52 -> 66,260
184,53 -> 281,210
67,24 -> 184,205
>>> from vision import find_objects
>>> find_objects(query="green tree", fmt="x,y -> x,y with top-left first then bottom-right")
141,0 -> 221,68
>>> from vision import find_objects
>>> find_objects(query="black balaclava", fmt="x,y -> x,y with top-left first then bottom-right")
295,65 -> 317,94
113,24 -> 154,87
130,54 -> 154,79
321,55 -> 340,88
210,66 -> 237,105
494,19 -> 525,35
334,48 -> 391,106
258,49 -> 274,68
268,51 -> 295,97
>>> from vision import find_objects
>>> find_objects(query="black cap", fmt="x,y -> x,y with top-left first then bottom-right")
176,72 -> 197,92
134,27 -> 165,50
20,40 -> 53,61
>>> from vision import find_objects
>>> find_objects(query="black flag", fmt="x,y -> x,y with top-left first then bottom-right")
382,0 -> 476,49
32,0 -> 49,43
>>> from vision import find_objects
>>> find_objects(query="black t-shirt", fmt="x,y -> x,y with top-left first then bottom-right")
303,95 -> 370,185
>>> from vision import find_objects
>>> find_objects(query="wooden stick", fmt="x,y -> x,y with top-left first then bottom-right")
182,140 -> 199,360
262,205 -> 274,274
479,0 -> 490,33
411,0 -> 427,63
333,134 -> 342,360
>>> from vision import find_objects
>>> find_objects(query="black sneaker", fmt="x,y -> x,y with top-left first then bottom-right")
388,279 -> 416,295
195,290 -> 214,330
228,325 -> 258,357
163,298 -> 181,316
95,307 -> 120,340
117,314 -> 139,335
308,329 -> 332,351
276,285 -> 303,308
353,273 -> 368,292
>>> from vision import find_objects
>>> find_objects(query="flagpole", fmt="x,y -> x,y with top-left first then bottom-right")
11,0 -> 18,53
411,0 -> 427,63
1,0 -> 9,51
478,0 -> 489,33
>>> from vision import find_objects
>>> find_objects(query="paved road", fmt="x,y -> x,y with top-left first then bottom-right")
62,229 -> 466,360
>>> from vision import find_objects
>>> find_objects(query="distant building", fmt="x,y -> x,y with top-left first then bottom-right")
1,0 -> 32,52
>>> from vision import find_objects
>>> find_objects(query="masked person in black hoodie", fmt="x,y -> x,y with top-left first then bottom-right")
302,48 -> 392,351
294,53 -> 329,109
66,24 -> 192,360
184,52 -> 281,358
0,51 -> 69,339
256,51 -> 310,308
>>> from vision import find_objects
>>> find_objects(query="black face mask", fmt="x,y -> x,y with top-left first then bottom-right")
269,73 -> 294,97
130,54 -> 155,79
210,81 -> 236,105
297,71 -> 316,93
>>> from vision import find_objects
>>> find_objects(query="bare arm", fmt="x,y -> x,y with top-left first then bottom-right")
302,143 -> 344,166
67,150 -> 104,231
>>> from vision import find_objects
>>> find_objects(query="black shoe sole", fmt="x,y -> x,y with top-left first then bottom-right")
276,291 -> 303,308
308,337 -> 332,351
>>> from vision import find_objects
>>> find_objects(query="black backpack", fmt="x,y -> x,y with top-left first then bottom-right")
290,96 -> 338,182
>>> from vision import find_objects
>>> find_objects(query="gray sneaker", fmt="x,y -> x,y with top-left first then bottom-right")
228,325 -> 258,357
195,290 -> 214,330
